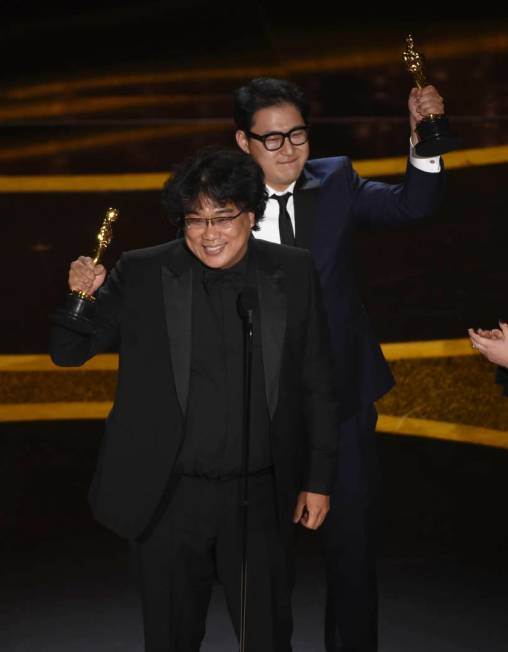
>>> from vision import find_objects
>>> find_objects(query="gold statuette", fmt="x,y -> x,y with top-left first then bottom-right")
92,207 -> 119,265
403,34 -> 460,156
72,207 -> 119,302
403,34 -> 428,91
53,207 -> 120,332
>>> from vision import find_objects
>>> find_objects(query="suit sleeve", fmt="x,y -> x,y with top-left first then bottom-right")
301,255 -> 340,494
49,255 -> 125,366
350,158 -> 445,229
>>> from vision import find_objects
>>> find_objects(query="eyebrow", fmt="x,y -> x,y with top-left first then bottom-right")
257,125 -> 307,136
187,205 -> 237,217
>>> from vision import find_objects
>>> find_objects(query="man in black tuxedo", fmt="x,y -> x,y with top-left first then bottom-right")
234,77 -> 445,652
50,148 -> 338,651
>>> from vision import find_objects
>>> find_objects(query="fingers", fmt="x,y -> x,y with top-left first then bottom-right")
469,326 -> 507,345
68,257 -> 107,294
69,256 -> 95,293
468,329 -> 487,351
468,324 -> 508,365
409,87 -> 419,101
471,328 -> 501,340
410,85 -> 444,119
292,493 -> 306,524
300,506 -> 328,530
298,493 -> 330,530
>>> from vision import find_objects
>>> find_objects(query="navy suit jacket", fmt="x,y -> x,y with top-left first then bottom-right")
291,156 -> 444,420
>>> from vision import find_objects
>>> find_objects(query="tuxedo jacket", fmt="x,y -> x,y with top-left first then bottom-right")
50,239 -> 338,540
289,156 -> 445,420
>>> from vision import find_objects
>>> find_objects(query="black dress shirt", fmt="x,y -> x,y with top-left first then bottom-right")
174,248 -> 272,478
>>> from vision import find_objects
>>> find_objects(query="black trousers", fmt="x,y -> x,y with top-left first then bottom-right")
321,404 -> 379,652
132,471 -> 293,652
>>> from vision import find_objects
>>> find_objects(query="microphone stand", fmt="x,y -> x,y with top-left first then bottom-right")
239,296 -> 254,652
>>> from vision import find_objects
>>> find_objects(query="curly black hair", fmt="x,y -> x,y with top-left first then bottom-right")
163,147 -> 267,231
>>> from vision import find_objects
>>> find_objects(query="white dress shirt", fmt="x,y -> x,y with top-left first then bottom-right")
254,144 -> 440,244
254,181 -> 297,244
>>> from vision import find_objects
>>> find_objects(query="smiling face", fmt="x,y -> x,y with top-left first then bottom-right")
236,102 -> 309,191
184,195 -> 255,269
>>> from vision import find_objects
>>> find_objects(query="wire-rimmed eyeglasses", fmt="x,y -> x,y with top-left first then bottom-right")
184,210 -> 244,231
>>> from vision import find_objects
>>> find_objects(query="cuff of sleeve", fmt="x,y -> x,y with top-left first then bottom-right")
409,137 -> 441,173
303,450 -> 336,495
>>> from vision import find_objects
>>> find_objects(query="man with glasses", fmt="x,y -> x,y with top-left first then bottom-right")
234,77 -> 445,652
50,148 -> 339,651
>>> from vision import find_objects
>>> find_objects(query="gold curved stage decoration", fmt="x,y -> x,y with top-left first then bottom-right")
3,32 -> 508,100
1,145 -> 508,193
1,340 -> 507,450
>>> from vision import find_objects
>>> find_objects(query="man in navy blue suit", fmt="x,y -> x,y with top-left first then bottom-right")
234,77 -> 445,652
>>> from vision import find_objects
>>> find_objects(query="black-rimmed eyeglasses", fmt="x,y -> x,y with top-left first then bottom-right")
246,126 -> 309,151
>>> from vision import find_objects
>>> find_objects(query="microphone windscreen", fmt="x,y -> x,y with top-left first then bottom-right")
237,288 -> 258,321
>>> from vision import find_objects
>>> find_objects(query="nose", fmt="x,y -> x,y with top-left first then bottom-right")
202,220 -> 220,238
280,135 -> 295,155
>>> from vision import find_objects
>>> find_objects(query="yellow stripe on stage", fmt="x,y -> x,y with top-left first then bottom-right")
1,145 -> 508,193
1,342 -> 505,449
0,339 -> 477,372
0,354 -> 118,371
353,145 -> 508,177
377,415 -> 508,450
0,172 -> 170,193
0,401 -> 112,422
1,401 -> 505,452
380,338 -> 476,360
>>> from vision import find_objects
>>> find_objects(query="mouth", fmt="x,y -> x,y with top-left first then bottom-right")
202,243 -> 226,256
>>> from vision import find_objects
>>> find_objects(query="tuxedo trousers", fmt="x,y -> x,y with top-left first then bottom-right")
321,404 -> 379,652
132,471 -> 293,652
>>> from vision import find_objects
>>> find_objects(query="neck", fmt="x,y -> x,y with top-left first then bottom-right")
267,181 -> 293,193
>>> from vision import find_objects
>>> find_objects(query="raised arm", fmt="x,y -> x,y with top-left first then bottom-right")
50,255 -> 124,366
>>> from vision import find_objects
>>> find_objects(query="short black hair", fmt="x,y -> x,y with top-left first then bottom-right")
233,77 -> 310,133
163,147 -> 267,230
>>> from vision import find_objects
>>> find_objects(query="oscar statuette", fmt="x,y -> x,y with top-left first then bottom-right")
403,34 -> 461,156
53,207 -> 119,332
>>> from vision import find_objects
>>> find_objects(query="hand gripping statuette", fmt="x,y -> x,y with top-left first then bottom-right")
403,34 -> 461,156
54,208 -> 119,332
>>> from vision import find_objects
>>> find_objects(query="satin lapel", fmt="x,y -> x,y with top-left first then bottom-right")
161,245 -> 193,416
294,171 -> 322,249
254,245 -> 286,420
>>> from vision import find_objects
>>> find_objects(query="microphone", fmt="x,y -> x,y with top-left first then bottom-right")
237,287 -> 258,652
237,288 -> 258,325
